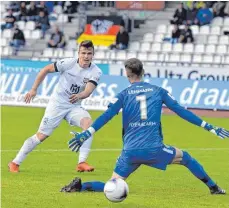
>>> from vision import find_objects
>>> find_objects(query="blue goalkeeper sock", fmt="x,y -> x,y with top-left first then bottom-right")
80,181 -> 105,192
181,151 -> 216,188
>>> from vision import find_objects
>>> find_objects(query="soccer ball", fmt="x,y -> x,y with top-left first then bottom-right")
104,178 -> 129,203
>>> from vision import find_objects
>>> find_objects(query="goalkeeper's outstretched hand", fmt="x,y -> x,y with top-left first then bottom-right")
68,130 -> 92,152
204,123 -> 229,139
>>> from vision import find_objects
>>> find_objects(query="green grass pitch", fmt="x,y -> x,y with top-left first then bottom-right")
1,106 -> 229,208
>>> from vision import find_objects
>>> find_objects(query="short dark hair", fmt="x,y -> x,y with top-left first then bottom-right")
124,58 -> 144,76
79,40 -> 94,51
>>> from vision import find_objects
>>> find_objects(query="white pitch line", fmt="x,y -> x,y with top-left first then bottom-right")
1,148 -> 229,152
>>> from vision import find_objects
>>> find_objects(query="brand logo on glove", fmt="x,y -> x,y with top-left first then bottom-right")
80,137 -> 85,142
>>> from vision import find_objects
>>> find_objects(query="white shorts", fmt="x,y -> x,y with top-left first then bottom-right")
38,101 -> 91,136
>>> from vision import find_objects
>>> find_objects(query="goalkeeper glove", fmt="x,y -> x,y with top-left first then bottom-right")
68,130 -> 92,152
203,122 -> 229,139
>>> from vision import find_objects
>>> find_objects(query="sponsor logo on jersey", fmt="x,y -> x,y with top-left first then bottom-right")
129,121 -> 157,127
70,84 -> 80,94
83,78 -> 89,84
92,76 -> 100,82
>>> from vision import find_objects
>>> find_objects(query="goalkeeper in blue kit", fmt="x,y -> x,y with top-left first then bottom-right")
61,58 -> 228,194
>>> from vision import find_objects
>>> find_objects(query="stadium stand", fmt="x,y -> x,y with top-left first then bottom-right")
1,1 -> 229,67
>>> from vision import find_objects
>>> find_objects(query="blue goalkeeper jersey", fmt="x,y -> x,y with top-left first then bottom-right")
119,82 -> 164,149
92,81 -> 203,150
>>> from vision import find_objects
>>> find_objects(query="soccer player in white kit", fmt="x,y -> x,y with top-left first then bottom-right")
8,40 -> 102,173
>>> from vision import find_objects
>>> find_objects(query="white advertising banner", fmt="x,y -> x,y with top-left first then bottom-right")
109,65 -> 229,81
1,93 -> 114,110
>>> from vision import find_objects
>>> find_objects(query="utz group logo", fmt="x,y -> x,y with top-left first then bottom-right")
91,19 -> 113,34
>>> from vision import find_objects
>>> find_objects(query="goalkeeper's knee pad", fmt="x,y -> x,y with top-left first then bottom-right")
181,151 -> 192,166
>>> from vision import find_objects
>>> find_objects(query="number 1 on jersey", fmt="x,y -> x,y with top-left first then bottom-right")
136,95 -> 147,120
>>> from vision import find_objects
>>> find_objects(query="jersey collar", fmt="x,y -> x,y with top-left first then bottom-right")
131,81 -> 144,85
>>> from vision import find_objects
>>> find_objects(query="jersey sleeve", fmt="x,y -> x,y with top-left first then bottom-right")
88,67 -> 102,86
54,58 -> 76,73
107,92 -> 123,108
92,92 -> 124,131
161,88 -> 203,127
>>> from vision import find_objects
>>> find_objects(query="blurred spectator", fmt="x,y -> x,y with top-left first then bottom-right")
45,1 -> 55,13
121,14 -> 132,33
224,2 -> 229,16
27,1 -> 38,21
110,25 -> 129,50
185,1 -> 194,9
18,2 -> 28,21
194,1 -> 205,9
47,26 -> 66,48
171,24 -> 181,44
10,24 -> 25,55
170,3 -> 187,25
196,3 -> 213,25
35,11 -> 50,38
186,3 -> 198,25
63,1 -> 79,14
37,1 -> 49,16
212,1 -> 225,17
92,1 -> 114,7
77,2 -> 87,14
205,1 -> 215,8
179,24 -> 194,43
8,2 -> 20,12
105,1 -> 115,7
1,10 -> 16,30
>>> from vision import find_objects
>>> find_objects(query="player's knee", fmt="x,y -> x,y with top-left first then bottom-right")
80,117 -> 92,130
36,132 -> 48,142
180,151 -> 192,166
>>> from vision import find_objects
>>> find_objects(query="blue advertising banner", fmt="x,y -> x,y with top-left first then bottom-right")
148,78 -> 229,110
1,66 -> 228,110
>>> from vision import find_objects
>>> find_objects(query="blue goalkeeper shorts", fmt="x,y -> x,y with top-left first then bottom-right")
114,145 -> 176,178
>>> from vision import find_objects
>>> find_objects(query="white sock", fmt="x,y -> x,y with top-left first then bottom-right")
13,135 -> 41,165
78,135 -> 93,164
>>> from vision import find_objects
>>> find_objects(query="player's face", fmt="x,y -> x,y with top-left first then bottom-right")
78,47 -> 94,68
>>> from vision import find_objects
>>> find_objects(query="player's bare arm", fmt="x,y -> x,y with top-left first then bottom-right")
24,64 -> 56,103
69,82 -> 96,104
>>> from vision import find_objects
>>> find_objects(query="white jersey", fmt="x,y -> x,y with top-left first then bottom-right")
51,58 -> 102,105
